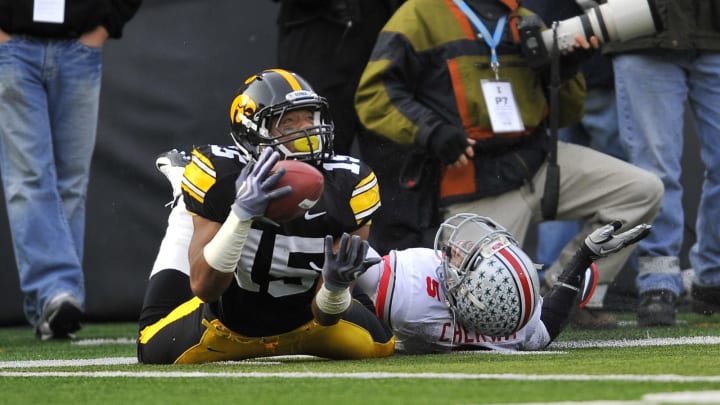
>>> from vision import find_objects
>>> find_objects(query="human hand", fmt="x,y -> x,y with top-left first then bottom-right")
79,26 -> 109,47
231,148 -> 292,222
0,29 -> 10,43
431,125 -> 472,165
565,34 -> 600,53
584,221 -> 651,259
449,142 -> 476,169
313,233 -> 381,292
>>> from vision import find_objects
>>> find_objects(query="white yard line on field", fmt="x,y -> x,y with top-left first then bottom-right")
486,390 -> 720,405
0,370 -> 720,383
549,336 -> 720,349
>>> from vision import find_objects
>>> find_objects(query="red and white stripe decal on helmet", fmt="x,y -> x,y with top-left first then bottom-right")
497,246 -> 535,330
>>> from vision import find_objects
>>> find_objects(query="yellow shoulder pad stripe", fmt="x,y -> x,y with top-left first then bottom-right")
351,172 -> 381,224
183,149 -> 218,204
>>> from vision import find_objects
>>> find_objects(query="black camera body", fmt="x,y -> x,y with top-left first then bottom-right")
517,15 -> 550,71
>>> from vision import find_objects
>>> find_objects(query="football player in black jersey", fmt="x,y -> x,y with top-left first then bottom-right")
137,69 -> 394,364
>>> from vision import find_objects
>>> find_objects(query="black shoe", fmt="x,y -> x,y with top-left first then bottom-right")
35,293 -> 83,341
637,289 -> 676,327
691,283 -> 720,315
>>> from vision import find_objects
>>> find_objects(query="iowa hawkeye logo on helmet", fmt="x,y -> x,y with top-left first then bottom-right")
230,94 -> 258,132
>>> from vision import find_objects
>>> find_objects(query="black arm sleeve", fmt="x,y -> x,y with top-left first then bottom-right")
540,244 -> 594,342
102,0 -> 142,38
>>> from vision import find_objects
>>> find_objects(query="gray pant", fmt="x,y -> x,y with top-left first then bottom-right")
443,142 -> 664,308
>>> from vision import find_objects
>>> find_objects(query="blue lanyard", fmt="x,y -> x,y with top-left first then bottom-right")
452,0 -> 507,77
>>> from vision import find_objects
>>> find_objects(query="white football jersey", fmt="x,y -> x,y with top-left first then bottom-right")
360,248 -> 550,354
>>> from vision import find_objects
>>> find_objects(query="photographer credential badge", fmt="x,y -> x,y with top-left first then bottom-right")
481,80 -> 525,133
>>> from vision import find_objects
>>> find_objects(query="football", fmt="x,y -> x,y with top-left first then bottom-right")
265,159 -> 324,223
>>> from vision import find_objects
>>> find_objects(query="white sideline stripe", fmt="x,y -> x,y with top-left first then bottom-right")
459,350 -> 567,355
549,336 -> 720,349
0,357 -> 138,368
72,338 -> 136,346
0,357 -> 299,368
487,391 -> 720,405
1,370 -> 720,382
644,390 -> 720,402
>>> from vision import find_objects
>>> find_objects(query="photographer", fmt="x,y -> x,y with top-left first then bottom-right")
604,0 -> 720,326
354,0 -> 664,328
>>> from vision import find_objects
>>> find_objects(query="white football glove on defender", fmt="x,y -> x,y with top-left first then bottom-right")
583,221 -> 652,260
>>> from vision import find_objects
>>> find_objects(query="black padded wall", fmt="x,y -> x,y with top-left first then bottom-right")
0,0 -> 280,324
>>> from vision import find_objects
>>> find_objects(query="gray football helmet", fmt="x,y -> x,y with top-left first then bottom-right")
435,213 -> 540,337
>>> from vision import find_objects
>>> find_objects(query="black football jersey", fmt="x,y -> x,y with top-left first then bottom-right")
181,144 -> 381,336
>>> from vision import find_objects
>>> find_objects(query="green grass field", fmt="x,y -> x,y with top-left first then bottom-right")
1,312 -> 720,405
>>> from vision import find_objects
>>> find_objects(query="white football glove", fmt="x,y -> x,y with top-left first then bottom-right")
232,148 -> 291,222
583,221 -> 651,260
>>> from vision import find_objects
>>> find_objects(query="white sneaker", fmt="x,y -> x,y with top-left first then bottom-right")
155,149 -> 190,204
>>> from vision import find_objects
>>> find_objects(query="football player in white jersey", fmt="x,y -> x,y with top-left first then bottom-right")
354,213 -> 651,353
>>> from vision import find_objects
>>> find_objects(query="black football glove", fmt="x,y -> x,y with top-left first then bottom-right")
583,221 -> 652,260
429,125 -> 470,165
311,233 -> 381,292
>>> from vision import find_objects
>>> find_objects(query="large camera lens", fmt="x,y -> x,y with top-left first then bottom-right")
541,0 -> 662,51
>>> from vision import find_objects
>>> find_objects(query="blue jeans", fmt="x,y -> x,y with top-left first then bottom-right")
615,51 -> 720,295
536,87 -> 625,271
0,36 -> 101,326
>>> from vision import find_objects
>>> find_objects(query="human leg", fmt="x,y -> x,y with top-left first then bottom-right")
615,52 -> 689,299
535,124 -> 586,270
140,299 -> 394,364
137,297 -> 210,364
48,39 -> 102,258
140,152 -> 197,329
542,142 -> 663,308
536,87 -> 624,271
0,38 -> 92,334
40,39 -> 101,335
687,51 -> 720,312
615,52 -> 693,325
581,87 -> 625,160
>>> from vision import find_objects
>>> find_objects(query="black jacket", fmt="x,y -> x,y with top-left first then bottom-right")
0,0 -> 142,39
603,0 -> 720,54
